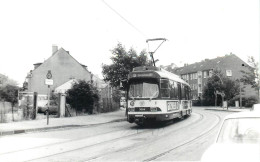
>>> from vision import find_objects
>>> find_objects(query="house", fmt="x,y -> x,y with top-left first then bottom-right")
173,53 -> 257,100
25,45 -> 93,95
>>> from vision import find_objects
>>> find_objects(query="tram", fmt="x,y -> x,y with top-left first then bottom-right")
126,66 -> 192,125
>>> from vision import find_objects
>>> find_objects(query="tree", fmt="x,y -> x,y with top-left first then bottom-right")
102,43 -> 150,88
66,80 -> 99,115
0,84 -> 19,121
0,73 -> 18,86
240,56 -> 259,91
203,70 -> 239,106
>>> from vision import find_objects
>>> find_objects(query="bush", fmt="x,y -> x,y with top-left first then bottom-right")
229,95 -> 258,107
244,96 -> 258,107
66,80 -> 99,115
228,96 -> 240,107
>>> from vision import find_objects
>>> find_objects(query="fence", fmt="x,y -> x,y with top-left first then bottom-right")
0,101 -> 23,123
101,98 -> 119,112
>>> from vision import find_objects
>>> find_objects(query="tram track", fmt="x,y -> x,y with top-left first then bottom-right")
78,112 -> 205,161
143,111 -> 222,161
0,122 -> 127,156
0,112 -> 205,162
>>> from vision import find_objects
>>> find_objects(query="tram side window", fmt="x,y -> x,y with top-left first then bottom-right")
170,81 -> 178,99
181,84 -> 186,100
178,83 -> 181,100
184,86 -> 191,100
161,79 -> 170,98
188,86 -> 191,100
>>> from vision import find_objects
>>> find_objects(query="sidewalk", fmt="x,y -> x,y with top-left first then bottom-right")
202,106 -> 250,112
0,109 -> 126,136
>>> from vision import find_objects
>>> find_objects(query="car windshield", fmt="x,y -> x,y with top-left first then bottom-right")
128,81 -> 159,98
217,118 -> 260,144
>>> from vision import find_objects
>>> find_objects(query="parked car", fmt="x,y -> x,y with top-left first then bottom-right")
201,111 -> 260,162
38,100 -> 58,115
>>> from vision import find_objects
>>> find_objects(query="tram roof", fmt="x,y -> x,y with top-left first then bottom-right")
130,66 -> 189,86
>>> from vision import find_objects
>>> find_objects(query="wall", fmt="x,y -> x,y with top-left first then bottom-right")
0,102 -> 24,123
28,48 -> 91,95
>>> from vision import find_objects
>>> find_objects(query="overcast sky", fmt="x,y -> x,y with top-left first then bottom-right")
0,0 -> 259,86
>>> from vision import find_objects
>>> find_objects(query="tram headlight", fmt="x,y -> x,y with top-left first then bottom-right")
128,108 -> 135,112
130,101 -> 135,106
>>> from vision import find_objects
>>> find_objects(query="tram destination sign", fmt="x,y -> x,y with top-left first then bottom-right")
130,72 -> 158,78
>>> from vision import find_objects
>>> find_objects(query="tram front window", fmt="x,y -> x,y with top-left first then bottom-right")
129,81 -> 159,98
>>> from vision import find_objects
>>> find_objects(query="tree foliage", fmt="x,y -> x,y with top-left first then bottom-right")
0,84 -> 19,106
240,56 -> 259,90
0,73 -> 18,86
102,43 -> 150,88
203,70 -> 239,106
66,80 -> 99,114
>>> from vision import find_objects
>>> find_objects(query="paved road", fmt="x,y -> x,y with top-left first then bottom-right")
0,108 -> 235,161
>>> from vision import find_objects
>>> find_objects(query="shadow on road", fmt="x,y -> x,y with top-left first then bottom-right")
129,115 -> 191,130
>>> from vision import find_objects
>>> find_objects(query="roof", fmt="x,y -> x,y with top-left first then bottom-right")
157,68 -> 189,85
54,79 -> 78,93
174,54 -> 247,75
32,47 -> 91,73
129,66 -> 189,86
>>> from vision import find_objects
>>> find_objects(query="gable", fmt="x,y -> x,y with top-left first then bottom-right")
28,48 -> 91,94
32,48 -> 89,75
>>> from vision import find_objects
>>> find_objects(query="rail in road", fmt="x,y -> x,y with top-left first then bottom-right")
143,111 -> 221,161
0,110 -> 223,161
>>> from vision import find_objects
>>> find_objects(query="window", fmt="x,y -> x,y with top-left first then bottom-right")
129,81 -> 159,98
178,83 -> 181,100
194,73 -> 198,79
194,84 -> 197,90
181,84 -> 185,99
209,70 -> 213,77
161,79 -> 170,98
203,71 -> 208,78
185,86 -> 191,100
226,70 -> 232,77
180,84 -> 191,100
198,84 -> 202,93
198,77 -> 202,84
170,81 -> 179,99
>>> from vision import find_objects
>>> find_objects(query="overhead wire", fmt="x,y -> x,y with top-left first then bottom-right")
101,0 -> 148,39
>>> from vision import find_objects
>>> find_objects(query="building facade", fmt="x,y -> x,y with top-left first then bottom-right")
173,54 -> 257,100
25,45 -> 93,95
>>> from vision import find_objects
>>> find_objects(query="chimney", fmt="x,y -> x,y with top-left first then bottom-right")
52,45 -> 58,55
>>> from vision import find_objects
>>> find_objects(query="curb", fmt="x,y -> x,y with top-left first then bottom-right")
0,118 -> 126,137
204,108 -> 244,112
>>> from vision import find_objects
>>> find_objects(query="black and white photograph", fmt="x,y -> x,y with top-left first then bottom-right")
0,0 -> 259,161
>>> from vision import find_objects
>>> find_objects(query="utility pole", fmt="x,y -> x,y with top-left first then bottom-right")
239,81 -> 242,108
45,70 -> 53,125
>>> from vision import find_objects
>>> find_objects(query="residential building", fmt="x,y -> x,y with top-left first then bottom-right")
173,53 -> 257,100
25,45 -> 94,95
